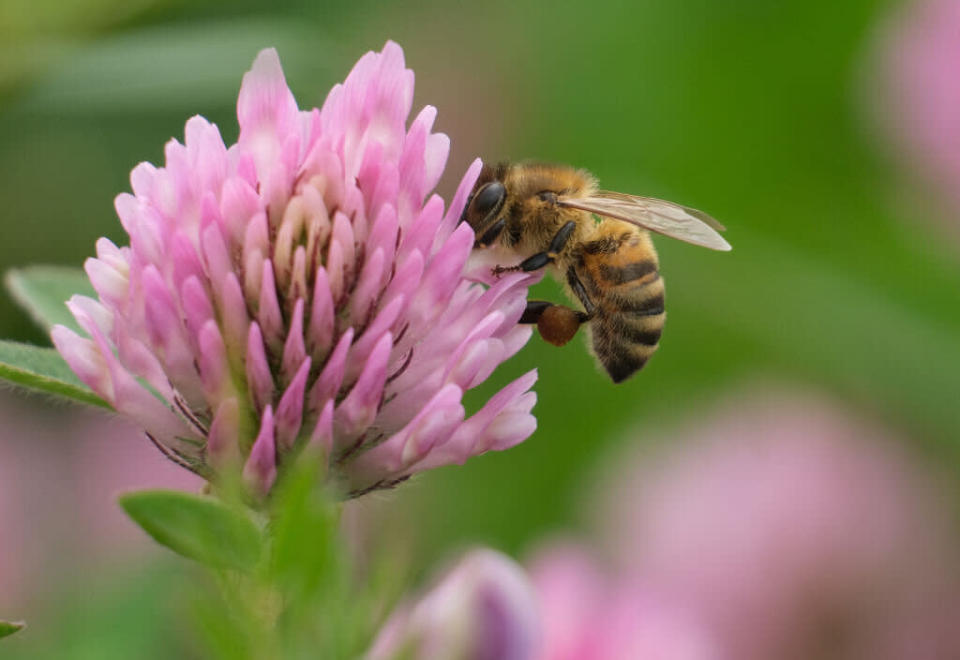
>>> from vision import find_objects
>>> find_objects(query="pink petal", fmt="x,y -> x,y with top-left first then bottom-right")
245,322 -> 274,413
201,222 -> 232,294
352,383 -> 464,480
349,247 -> 385,328
326,234 -> 346,305
365,204 -> 399,279
275,357 -> 311,450
243,405 -> 277,495
219,272 -> 249,357
345,295 -> 405,384
273,197 -> 304,290
51,325 -> 111,400
197,319 -> 230,400
66,295 -> 112,338
171,231 -> 206,294
183,116 -> 228,199
180,275 -> 214,341
405,223 -> 473,332
288,245 -> 307,307
129,162 -> 158,200
258,260 -> 284,351
75,310 -> 195,448
237,48 -> 299,186
84,256 -> 128,310
281,298 -> 307,386
220,176 -> 261,247
399,106 -> 450,214
334,332 -> 392,441
140,267 -> 196,383
437,157 -> 483,244
308,399 -> 335,455
330,210 -> 356,287
398,194 -> 444,263
308,327 -> 354,415
418,370 -> 538,470
242,211 -> 269,307
115,329 -> 177,402
307,266 -> 335,356
380,251 -> 424,319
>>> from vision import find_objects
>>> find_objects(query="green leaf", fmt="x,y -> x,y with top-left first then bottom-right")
0,340 -> 109,408
0,620 -> 24,639
5,265 -> 94,333
119,490 -> 262,572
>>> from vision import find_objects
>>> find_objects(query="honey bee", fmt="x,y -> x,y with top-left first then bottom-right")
461,162 -> 731,383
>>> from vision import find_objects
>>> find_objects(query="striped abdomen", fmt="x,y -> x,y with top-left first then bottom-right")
577,229 -> 665,383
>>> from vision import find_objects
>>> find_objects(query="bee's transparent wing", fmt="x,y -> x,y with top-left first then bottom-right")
558,191 -> 731,251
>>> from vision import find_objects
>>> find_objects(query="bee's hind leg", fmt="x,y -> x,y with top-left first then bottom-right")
520,300 -> 590,324
520,300 -> 589,347
518,265 -> 597,347
506,223 -> 597,347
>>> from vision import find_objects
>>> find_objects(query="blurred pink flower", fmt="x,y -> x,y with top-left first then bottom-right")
369,544 -> 717,660
0,392 -> 201,610
527,544 -> 717,660
597,389 -> 960,660
367,390 -> 960,659
369,549 -> 540,660
879,0 -> 960,226
51,42 -> 538,498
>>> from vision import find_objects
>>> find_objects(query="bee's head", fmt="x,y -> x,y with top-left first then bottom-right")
460,164 -> 507,235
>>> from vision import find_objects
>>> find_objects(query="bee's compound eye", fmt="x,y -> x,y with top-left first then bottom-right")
472,181 -> 506,218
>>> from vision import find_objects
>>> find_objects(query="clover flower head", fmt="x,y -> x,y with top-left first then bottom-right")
52,42 -> 539,497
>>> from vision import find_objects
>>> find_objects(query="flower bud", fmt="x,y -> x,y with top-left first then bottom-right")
370,549 -> 540,660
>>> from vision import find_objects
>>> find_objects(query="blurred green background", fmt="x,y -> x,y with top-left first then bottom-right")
3,0 -> 960,656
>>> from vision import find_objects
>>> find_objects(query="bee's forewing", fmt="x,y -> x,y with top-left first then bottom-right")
558,192 -> 731,251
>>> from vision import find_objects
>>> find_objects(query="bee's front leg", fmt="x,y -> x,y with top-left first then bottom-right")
492,220 -> 578,277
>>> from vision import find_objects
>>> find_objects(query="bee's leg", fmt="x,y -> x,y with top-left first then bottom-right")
520,300 -> 555,324
520,300 -> 590,327
516,264 -> 598,347
520,300 -> 589,346
493,221 -> 577,276
521,300 -> 589,323
565,266 -> 596,318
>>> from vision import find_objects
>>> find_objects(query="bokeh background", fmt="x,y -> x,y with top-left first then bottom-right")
3,0 -> 960,656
